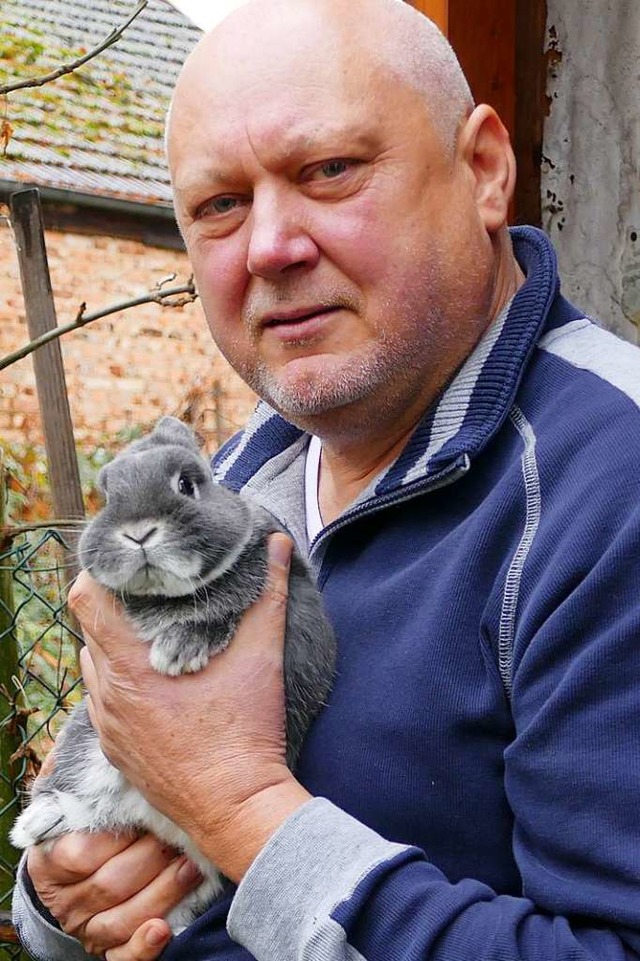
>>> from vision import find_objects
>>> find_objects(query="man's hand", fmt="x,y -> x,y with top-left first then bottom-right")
26,831 -> 203,959
69,533 -> 311,885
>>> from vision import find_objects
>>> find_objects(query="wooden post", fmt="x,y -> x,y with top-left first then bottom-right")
9,189 -> 84,567
0,456 -> 23,923
0,910 -> 21,945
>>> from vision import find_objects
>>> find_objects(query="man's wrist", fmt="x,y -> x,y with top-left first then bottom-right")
192,776 -> 312,884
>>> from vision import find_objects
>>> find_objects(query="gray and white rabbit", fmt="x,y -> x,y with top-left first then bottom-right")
11,416 -> 335,932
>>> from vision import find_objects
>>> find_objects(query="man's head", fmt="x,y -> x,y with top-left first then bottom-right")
167,0 -> 519,442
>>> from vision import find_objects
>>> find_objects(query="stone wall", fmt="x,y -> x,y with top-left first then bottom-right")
0,222 -> 257,457
542,0 -> 640,344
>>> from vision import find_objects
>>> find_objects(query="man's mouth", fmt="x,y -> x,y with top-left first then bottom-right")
262,305 -> 339,329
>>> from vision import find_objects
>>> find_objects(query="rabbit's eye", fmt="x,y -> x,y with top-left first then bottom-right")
170,469 -> 202,499
177,473 -> 198,498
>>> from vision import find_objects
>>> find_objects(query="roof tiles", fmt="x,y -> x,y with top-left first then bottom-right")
0,0 -> 202,205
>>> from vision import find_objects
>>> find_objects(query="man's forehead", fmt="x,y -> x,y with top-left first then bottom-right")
170,42 -> 393,174
168,0 -> 438,182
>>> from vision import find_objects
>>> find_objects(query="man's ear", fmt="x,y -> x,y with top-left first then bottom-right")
457,104 -> 516,233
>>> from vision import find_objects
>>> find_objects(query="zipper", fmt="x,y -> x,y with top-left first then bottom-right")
308,454 -> 471,573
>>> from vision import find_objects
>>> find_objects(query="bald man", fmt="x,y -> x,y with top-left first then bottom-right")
13,1 -> 640,960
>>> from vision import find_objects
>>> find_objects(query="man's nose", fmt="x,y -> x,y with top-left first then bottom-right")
246,189 -> 319,279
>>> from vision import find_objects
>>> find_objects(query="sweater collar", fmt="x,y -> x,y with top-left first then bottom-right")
213,226 -> 560,496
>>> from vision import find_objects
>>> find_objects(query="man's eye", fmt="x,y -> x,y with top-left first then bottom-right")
302,159 -> 361,186
210,196 -> 241,214
195,195 -> 244,218
320,159 -> 351,178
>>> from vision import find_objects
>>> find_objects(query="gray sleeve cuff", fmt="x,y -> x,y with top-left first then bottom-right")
227,797 -> 410,960
12,855 -> 95,961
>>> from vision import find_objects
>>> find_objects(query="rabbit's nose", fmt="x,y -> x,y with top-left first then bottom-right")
120,522 -> 160,547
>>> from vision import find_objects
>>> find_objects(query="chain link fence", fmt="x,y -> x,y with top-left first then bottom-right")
0,522 -> 83,959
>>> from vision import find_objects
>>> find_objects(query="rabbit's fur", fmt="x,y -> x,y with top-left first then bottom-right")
11,417 -> 335,932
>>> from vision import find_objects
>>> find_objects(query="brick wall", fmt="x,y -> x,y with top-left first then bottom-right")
0,222 -> 257,457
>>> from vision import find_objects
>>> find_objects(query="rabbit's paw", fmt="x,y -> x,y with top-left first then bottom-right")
148,630 -> 228,676
11,793 -> 68,849
149,638 -> 210,676
148,620 -> 235,676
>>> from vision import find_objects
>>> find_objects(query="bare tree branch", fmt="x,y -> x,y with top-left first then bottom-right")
0,0 -> 148,95
0,519 -> 86,541
0,276 -> 198,372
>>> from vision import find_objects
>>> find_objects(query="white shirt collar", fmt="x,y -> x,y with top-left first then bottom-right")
304,435 -> 324,544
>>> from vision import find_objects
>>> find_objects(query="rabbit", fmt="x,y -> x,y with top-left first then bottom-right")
11,416 -> 336,933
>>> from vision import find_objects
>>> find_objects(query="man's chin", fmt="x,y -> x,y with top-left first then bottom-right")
250,360 -> 351,415
246,350 -> 397,428
264,386 -> 359,421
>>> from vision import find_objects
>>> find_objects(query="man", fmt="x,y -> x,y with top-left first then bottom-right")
13,0 -> 640,959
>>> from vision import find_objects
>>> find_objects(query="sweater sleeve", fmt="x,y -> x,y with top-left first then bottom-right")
228,798 -> 639,961
227,514 -> 640,961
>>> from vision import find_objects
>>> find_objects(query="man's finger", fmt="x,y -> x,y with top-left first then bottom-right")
74,835 -> 184,917
105,919 -> 172,961
79,644 -> 102,732
231,533 -> 292,651
35,749 -> 56,782
266,533 -> 293,591
68,570 -> 111,626
79,645 -> 98,705
28,831 -> 137,887
83,855 -> 202,956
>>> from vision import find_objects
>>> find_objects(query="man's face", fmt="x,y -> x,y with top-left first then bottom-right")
169,20 -> 493,432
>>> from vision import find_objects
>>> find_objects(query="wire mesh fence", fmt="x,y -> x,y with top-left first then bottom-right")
0,521 -> 83,958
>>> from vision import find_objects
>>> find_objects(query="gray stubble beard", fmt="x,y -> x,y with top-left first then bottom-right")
244,306 -> 447,433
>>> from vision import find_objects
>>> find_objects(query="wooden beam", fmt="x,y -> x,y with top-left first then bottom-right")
0,458 -> 24,917
448,0 -> 516,137
405,0 -> 447,33
405,0 -> 516,151
9,189 -> 85,622
407,0 -> 545,226
513,0 -> 547,226
0,910 -> 19,943
9,189 -> 85,528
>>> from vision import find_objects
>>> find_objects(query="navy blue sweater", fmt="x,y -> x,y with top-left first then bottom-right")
15,227 -> 640,960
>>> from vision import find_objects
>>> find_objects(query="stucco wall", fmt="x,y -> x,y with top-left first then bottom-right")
542,0 -> 640,344
0,222 -> 256,455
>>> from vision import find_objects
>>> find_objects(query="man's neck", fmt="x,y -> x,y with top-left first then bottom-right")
317,422 -> 417,525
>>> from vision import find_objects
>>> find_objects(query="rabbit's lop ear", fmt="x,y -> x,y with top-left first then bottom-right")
150,416 -> 200,452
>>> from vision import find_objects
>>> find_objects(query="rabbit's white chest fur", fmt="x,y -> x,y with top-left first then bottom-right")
13,727 -> 224,932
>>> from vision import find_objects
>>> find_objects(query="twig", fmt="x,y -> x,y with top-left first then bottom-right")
0,520 -> 87,541
0,277 -> 198,371
0,1 -> 148,95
